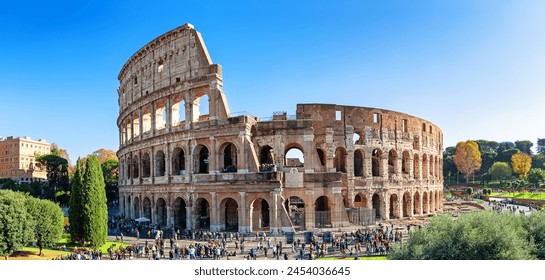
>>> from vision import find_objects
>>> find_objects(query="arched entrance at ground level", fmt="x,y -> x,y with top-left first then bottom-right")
354,194 -> 367,208
389,194 -> 399,219
156,198 -> 167,227
251,198 -> 270,231
422,192 -> 428,214
402,192 -> 411,217
133,197 -> 140,220
372,194 -> 381,219
194,198 -> 210,229
285,196 -> 305,229
173,197 -> 187,230
314,196 -> 331,228
413,192 -> 421,215
143,197 -> 152,221
222,198 -> 239,231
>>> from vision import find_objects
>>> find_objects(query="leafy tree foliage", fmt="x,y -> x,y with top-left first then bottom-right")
488,162 -> 512,182
26,196 -> 64,256
537,138 -> 545,155
532,154 -> 545,169
511,153 -> 532,179
527,168 -> 545,187
35,154 -> 70,203
515,140 -> 534,155
68,159 -> 85,244
388,211 -> 534,260
92,148 -> 117,164
453,140 -> 482,183
81,155 -> 108,248
496,148 -> 521,164
0,190 -> 34,259
101,158 -> 119,205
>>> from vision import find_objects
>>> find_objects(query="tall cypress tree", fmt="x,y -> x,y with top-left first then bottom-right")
81,155 -> 108,248
68,158 -> 84,244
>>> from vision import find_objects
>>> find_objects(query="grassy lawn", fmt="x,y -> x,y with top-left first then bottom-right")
1,234 -> 129,260
489,192 -> 545,200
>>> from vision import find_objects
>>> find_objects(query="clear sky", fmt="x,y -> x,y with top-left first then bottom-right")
1,0 -> 544,162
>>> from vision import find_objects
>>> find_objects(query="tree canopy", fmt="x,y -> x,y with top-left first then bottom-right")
512,153 -> 532,179
79,155 -> 108,248
0,190 -> 33,259
453,140 -> 482,183
488,162 -> 512,182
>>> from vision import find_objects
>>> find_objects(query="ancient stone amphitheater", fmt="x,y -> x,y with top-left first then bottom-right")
117,23 -> 444,233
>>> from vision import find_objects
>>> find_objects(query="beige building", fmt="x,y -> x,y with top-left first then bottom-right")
117,23 -> 444,233
0,136 -> 51,183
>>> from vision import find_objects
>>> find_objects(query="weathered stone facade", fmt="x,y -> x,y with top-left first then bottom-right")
117,23 -> 444,233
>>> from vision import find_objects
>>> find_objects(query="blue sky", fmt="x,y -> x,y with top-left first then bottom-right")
1,0 -> 544,162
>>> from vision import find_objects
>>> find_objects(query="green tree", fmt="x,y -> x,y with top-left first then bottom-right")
81,155 -> 108,248
537,138 -> 545,155
496,148 -> 521,164
512,153 -> 532,179
69,159 -> 84,244
0,190 -> 34,259
515,140 -> 534,155
489,162 -> 512,183
527,168 -> 545,188
453,140 -> 482,183
26,196 -> 64,256
35,154 -> 70,203
388,211 -> 534,260
532,154 -> 545,169
101,158 -> 119,205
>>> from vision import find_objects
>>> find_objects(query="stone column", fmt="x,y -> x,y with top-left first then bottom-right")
138,107 -> 143,140
151,101 -> 156,136
239,192 -> 249,233
166,95 -> 172,132
270,190 -> 280,234
209,136 -> 217,174
210,192 -> 220,231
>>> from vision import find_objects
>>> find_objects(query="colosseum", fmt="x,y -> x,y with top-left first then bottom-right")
117,23 -> 444,234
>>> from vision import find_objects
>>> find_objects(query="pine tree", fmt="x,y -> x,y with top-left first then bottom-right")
68,158 -> 84,244
81,155 -> 108,248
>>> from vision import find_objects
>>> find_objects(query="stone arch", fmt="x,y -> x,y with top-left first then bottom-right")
132,112 -> 140,137
413,153 -> 420,180
372,149 -> 382,177
285,145 -> 304,167
194,92 -> 210,121
143,197 -> 152,220
316,148 -> 326,167
402,192 -> 411,217
172,147 -> 186,175
353,132 -> 363,145
250,198 -> 270,231
220,142 -> 238,173
422,154 -> 429,179
285,196 -> 305,229
194,198 -> 210,229
429,155 -> 434,178
171,95 -> 185,126
354,149 -> 365,177
259,145 -> 274,165
154,99 -> 167,130
402,150 -> 410,175
372,193 -> 382,219
315,196 -> 331,228
194,145 -> 209,174
354,193 -> 367,208
132,155 -> 139,178
388,149 -> 398,177
133,196 -> 140,219
172,197 -> 187,229
155,150 -> 166,176
126,155 -> 132,179
389,193 -> 399,219
334,147 -> 347,173
156,197 -> 167,227
429,190 -> 435,212
142,152 -> 151,178
422,192 -> 429,214
221,198 -> 239,231
142,106 -> 152,133
413,191 -> 421,215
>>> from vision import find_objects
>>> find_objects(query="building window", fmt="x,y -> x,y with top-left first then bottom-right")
158,61 -> 164,73
373,113 -> 380,123
402,119 -> 408,132
335,110 -> 342,121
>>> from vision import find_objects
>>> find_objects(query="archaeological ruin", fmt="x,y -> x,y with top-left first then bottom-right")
116,23 -> 444,233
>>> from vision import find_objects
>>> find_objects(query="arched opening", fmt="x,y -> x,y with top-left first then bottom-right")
402,192 -> 411,217
354,194 -> 367,208
173,197 -> 187,230
142,107 -> 152,133
388,149 -> 398,177
354,149 -> 364,177
316,148 -> 326,167
143,197 -> 152,221
133,115 -> 140,137
334,147 -> 347,173
389,194 -> 399,219
132,155 -> 139,178
285,146 -> 304,167
221,143 -> 237,173
413,192 -> 421,215
372,193 -> 381,219
422,154 -> 429,179
353,132 -> 362,145
195,198 -> 210,229
172,147 -> 186,175
429,191 -> 435,212
413,154 -> 420,180
372,149 -> 382,177
142,153 -> 151,178
156,198 -> 167,228
195,145 -> 209,174
171,98 -> 185,126
251,198 -> 270,231
314,196 -> 331,228
194,94 -> 209,121
126,156 -> 132,179
259,146 -> 275,171
429,155 -> 434,178
285,196 -> 305,229
222,198 -> 239,231
422,192 -> 428,214
126,119 -> 132,141
155,150 -> 166,176
155,100 -> 167,130
402,151 -> 410,175
133,197 -> 140,219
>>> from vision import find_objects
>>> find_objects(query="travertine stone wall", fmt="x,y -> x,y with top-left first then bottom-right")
117,24 -> 444,234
